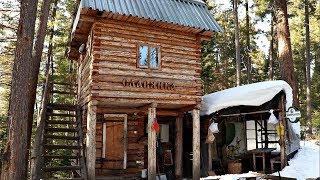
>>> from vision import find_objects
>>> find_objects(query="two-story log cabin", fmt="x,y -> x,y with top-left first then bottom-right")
69,0 -> 221,179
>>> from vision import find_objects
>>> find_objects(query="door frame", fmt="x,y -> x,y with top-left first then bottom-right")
103,114 -> 128,169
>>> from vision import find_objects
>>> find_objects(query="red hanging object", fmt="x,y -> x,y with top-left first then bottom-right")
153,118 -> 160,132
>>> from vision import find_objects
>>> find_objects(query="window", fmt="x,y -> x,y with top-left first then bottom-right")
138,45 -> 160,69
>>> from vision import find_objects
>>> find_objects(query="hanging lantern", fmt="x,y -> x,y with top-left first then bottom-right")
153,117 -> 160,132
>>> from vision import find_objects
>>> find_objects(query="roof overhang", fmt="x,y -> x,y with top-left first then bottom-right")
68,0 -> 222,60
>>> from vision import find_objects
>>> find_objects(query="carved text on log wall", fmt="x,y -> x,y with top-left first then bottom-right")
122,79 -> 175,90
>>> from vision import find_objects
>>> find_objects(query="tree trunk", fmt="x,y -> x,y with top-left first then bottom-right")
234,0 -> 241,86
245,0 -> 252,84
269,11 -> 275,80
305,0 -> 312,132
27,0 -> 52,173
0,0 -> 38,179
276,0 -> 299,106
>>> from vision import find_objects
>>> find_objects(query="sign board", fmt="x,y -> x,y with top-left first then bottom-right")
122,79 -> 175,90
286,106 -> 301,123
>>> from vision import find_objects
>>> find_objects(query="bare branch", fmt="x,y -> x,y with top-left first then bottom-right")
0,23 -> 17,30
0,38 -> 17,42
0,9 -> 19,12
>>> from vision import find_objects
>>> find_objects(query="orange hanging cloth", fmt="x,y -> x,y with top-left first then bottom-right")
153,118 -> 160,132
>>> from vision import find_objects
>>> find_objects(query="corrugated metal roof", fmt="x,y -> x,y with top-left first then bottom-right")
79,0 -> 222,32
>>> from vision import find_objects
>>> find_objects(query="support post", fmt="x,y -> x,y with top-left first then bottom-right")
175,115 -> 183,178
86,100 -> 97,179
208,143 -> 212,171
148,104 -> 157,180
279,95 -> 287,169
192,109 -> 200,180
279,112 -> 287,169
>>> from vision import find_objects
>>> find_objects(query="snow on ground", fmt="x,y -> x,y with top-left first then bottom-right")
202,140 -> 320,180
272,140 -> 320,179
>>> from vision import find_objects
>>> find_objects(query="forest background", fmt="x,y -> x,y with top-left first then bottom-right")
0,0 -> 319,177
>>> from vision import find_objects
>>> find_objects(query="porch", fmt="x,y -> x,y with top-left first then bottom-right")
83,101 -> 202,180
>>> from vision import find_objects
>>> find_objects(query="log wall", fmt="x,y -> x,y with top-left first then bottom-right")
78,45 -> 93,107
85,19 -> 203,106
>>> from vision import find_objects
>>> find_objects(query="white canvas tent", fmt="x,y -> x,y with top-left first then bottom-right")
200,80 -> 300,154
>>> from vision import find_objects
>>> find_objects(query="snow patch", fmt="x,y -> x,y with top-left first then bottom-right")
272,140 -> 320,179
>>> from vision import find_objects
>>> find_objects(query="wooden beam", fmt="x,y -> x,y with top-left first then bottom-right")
208,144 -> 212,171
175,115 -> 183,178
179,104 -> 201,113
148,107 -> 157,180
95,105 -> 179,117
86,100 -> 97,179
138,102 -> 157,111
218,109 -> 282,117
192,108 -> 200,180
279,95 -> 287,169
79,14 -> 95,23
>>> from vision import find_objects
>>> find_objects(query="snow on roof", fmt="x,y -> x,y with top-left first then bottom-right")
200,80 -> 293,116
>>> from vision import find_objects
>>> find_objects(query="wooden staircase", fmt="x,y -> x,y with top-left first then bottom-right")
31,78 -> 87,179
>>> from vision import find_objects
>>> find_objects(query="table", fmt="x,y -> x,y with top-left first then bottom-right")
248,148 -> 276,172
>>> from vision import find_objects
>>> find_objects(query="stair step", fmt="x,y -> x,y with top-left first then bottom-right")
47,113 -> 76,117
44,144 -> 80,149
42,165 -> 81,172
45,127 -> 78,132
44,155 -> 80,159
50,81 -> 70,86
44,134 -> 79,140
46,120 -> 77,124
47,103 -> 77,111
52,90 -> 76,95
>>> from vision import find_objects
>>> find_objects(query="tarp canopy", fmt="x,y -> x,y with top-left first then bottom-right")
200,80 -> 300,154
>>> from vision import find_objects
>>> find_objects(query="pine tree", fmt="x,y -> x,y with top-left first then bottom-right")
275,0 -> 299,106
1,0 -> 38,179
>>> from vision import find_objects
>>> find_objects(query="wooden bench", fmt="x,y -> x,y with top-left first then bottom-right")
270,156 -> 281,173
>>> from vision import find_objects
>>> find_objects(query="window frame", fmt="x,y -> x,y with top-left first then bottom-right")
137,44 -> 161,70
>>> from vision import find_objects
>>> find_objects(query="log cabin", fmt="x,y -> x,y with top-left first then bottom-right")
68,0 -> 222,179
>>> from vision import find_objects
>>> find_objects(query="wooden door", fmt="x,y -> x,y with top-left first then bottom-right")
103,114 -> 127,170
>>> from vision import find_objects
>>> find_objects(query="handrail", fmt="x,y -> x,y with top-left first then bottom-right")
30,74 -> 52,180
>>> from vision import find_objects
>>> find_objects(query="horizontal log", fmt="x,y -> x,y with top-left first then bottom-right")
91,90 -> 200,101
93,42 -> 199,61
94,28 -> 195,49
95,20 -> 197,42
90,84 -> 201,96
92,96 -> 199,106
93,30 -> 197,51
95,107 -> 181,117
91,75 -> 202,89
95,68 -> 200,81
93,40 -> 136,49
92,61 -> 199,77
94,38 -> 198,56
94,35 -> 197,52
